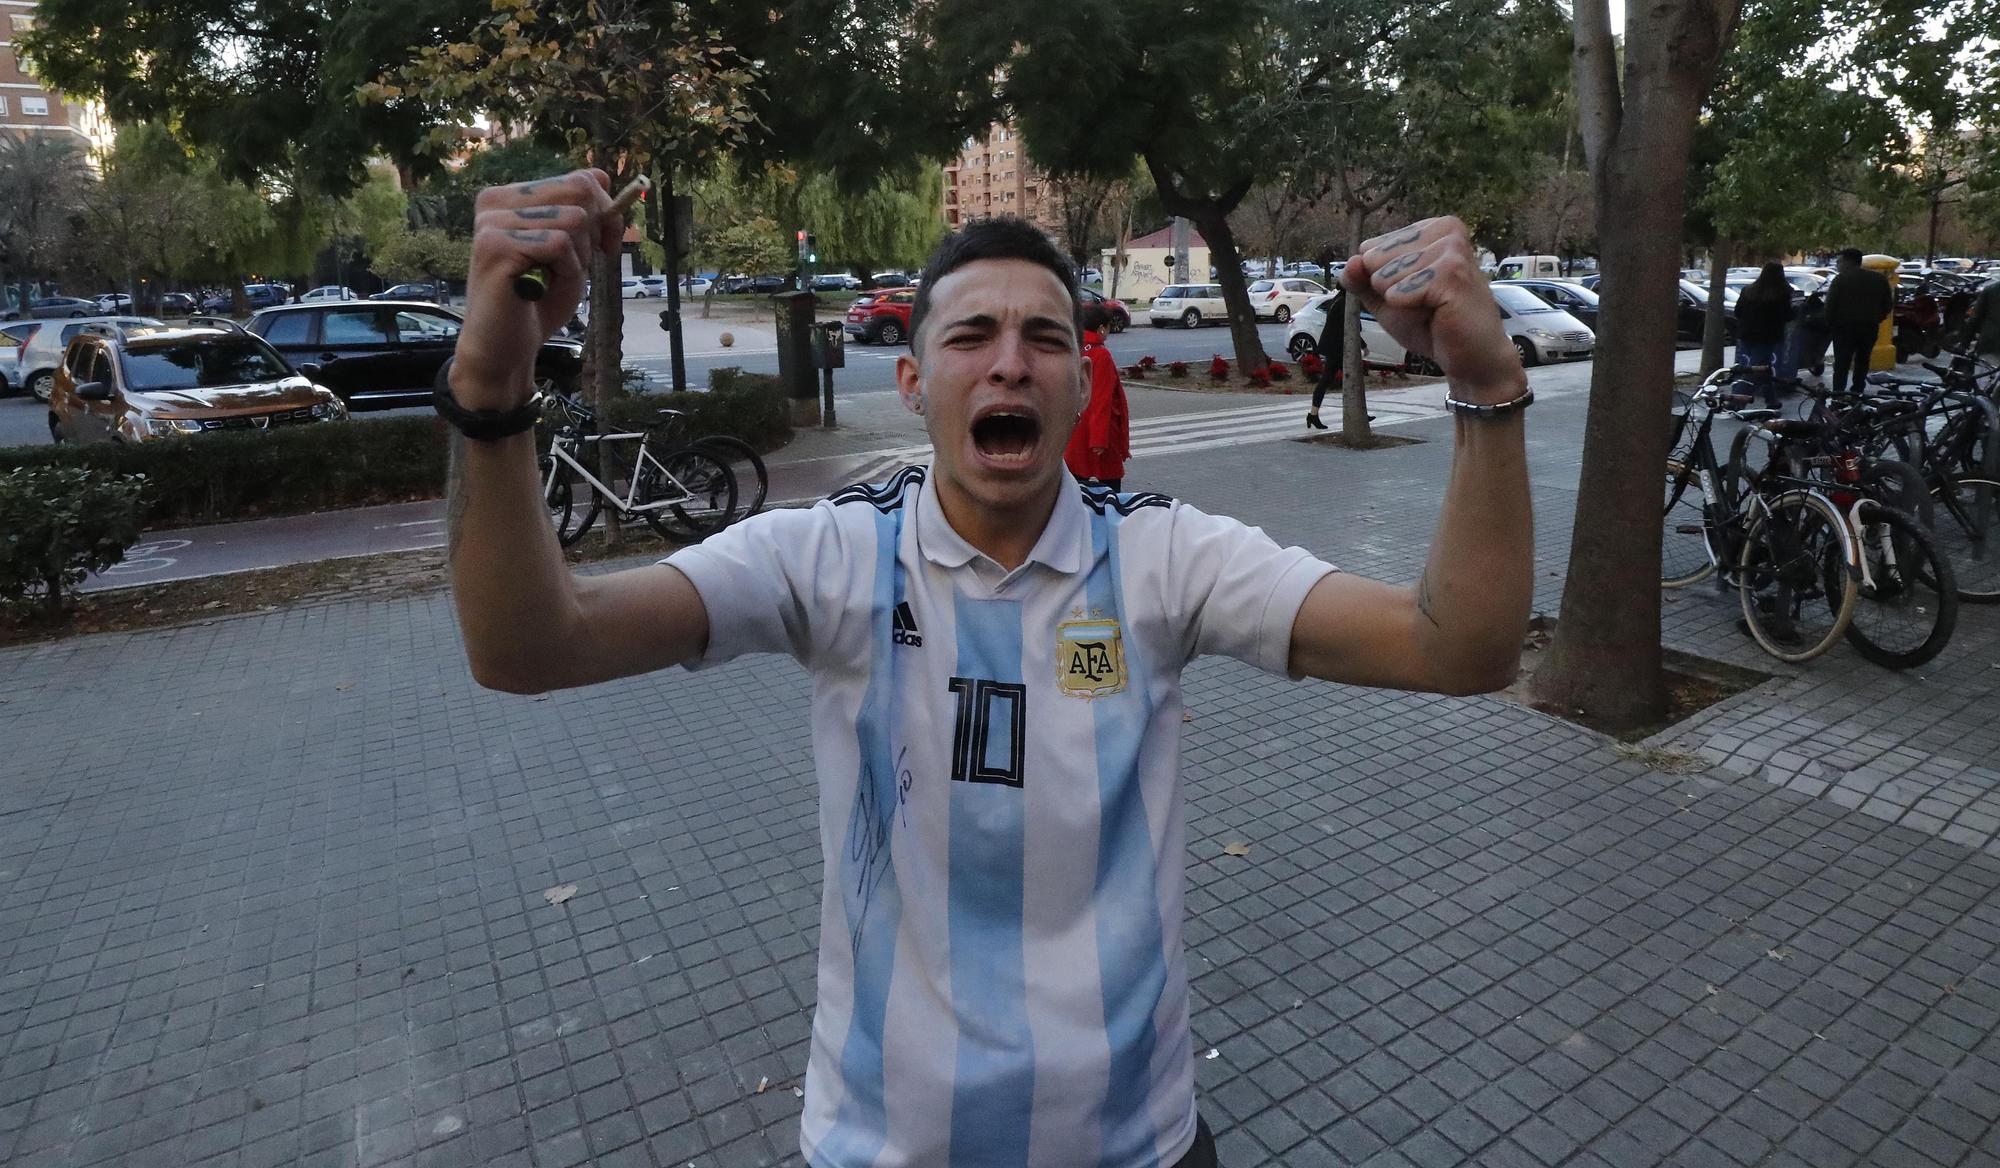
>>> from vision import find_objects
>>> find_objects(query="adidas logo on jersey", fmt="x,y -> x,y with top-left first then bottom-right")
892,601 -> 922,647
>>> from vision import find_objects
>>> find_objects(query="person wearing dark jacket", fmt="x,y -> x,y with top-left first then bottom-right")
1963,277 -> 2000,363
1823,247 -> 1893,394
1305,291 -> 1345,430
1733,263 -> 1795,403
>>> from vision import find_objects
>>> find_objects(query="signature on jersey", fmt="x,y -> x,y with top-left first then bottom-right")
845,746 -> 915,948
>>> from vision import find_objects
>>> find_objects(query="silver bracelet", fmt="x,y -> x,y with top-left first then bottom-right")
1444,387 -> 1534,418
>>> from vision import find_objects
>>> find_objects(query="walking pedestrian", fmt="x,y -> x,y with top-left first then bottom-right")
1823,247 -> 1893,394
441,180 -> 1533,1168
1305,290 -> 1344,430
1962,273 -> 2000,365
1064,304 -> 1131,491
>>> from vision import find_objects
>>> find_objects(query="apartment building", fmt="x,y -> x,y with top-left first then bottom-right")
0,0 -> 111,158
942,124 -> 1063,232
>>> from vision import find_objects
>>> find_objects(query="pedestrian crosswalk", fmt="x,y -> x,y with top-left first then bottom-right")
829,396 -> 1447,486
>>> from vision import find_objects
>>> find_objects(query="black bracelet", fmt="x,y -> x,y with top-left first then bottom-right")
432,357 -> 543,441
1443,387 -> 1534,418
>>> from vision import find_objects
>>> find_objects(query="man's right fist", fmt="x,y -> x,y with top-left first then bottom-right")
451,169 -> 622,409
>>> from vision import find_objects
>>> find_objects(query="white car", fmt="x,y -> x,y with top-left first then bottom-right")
1247,277 -> 1327,324
1285,294 -> 1406,369
16,315 -> 167,401
94,293 -> 134,312
620,277 -> 651,298
0,320 -> 41,395
1148,283 -> 1228,328
682,277 -> 714,296
299,285 -> 358,302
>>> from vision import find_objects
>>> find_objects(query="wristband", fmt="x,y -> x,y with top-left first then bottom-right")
1443,387 -> 1534,418
432,357 -> 543,441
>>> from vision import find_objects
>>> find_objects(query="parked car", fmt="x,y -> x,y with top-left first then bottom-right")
245,301 -> 582,409
1285,293 -> 1407,369
1500,279 -> 1601,334
368,283 -> 442,302
1076,287 -> 1131,333
95,293 -> 135,313
159,292 -> 199,316
1495,255 -> 1561,280
48,326 -> 348,444
809,273 -> 864,291
868,271 -> 912,288
6,296 -> 101,320
1677,279 -> 1738,343
199,284 -> 289,313
0,320 -> 41,395
18,316 -> 169,401
1247,277 -> 1328,324
299,285 -> 359,303
682,277 -> 714,296
1148,284 -> 1227,328
843,288 -> 917,345
1492,282 -> 1594,365
621,277 -> 652,298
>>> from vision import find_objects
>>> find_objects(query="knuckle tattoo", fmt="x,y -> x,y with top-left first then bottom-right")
1378,252 -> 1423,281
1393,268 -> 1438,297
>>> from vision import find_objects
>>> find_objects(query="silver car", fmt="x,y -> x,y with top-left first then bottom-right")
1491,284 -> 1594,366
16,316 -> 168,401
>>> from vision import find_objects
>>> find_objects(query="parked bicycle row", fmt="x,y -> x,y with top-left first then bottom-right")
1662,347 -> 1997,670
536,391 -> 768,548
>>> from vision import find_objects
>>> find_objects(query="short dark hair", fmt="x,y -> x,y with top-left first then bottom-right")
908,218 -> 1081,352
1838,247 -> 1864,265
1080,303 -> 1111,334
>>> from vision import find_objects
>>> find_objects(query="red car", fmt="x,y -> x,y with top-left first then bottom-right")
844,288 -> 917,345
1079,287 -> 1131,333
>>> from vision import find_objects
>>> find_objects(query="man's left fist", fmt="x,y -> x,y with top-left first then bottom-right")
1340,217 -> 1524,400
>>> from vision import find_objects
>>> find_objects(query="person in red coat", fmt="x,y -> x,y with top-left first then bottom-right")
1065,305 -> 1131,491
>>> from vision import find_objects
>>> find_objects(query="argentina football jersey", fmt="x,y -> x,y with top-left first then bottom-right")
667,464 -> 1335,1168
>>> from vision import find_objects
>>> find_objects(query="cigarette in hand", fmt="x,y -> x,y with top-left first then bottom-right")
512,175 -> 651,302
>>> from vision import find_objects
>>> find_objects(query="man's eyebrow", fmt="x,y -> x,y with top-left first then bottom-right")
940,313 -> 999,333
1022,314 -> 1076,339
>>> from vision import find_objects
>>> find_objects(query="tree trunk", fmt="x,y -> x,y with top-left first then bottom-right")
1189,208 -> 1268,373
1700,238 -> 1731,375
1108,202 -> 1130,300
1529,0 -> 1739,732
587,222 -> 627,550
1340,212 -> 1373,444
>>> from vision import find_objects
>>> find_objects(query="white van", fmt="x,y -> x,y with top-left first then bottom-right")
1495,255 -> 1561,280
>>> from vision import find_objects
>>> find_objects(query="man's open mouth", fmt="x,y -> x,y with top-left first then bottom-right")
971,411 -> 1042,464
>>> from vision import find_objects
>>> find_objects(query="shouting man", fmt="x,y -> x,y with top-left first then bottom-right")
441,170 -> 1533,1168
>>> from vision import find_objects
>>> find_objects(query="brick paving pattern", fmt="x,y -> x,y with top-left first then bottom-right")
4,375 -> 2000,1167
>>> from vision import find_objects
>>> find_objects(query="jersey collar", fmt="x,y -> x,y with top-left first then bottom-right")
915,462 -> 1088,579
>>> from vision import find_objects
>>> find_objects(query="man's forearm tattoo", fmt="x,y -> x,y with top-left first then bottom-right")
516,206 -> 561,220
1394,268 -> 1438,297
1378,251 -> 1424,282
1416,569 -> 1442,628
446,431 -> 468,563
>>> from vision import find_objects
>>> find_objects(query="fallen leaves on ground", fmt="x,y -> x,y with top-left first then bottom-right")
1221,842 -> 1251,857
543,883 -> 578,906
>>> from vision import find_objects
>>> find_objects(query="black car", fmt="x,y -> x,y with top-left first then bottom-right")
199,284 -> 289,314
159,292 -> 198,316
245,301 -> 582,409
370,283 -> 444,302
1504,279 -> 1600,333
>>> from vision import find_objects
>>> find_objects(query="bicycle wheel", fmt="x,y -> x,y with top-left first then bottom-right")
1662,456 -> 1718,587
540,454 -> 598,547
638,447 -> 738,542
1843,501 -> 1957,669
1929,477 -> 2000,602
695,436 -> 768,519
1737,491 -> 1856,663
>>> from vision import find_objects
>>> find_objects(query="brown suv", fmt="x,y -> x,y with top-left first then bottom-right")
48,327 -> 348,444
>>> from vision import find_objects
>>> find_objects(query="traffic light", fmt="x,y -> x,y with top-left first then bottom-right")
806,233 -> 818,265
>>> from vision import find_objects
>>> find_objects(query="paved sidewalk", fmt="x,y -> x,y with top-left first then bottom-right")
5,375 -> 2000,1168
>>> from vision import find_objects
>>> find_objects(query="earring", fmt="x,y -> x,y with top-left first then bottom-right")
912,391 -> 925,414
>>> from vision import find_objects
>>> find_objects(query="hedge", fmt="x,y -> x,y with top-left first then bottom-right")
0,373 -> 791,529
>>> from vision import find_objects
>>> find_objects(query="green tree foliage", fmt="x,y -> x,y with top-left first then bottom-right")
0,134 -> 90,302
19,0 -> 478,195
694,164 -> 941,279
372,228 -> 470,285
0,466 -> 147,623
414,140 -> 572,239
701,219 -> 794,280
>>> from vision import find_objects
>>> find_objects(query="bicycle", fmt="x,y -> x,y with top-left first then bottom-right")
537,394 -> 737,547
1663,371 -> 1859,663
1726,391 -> 1957,670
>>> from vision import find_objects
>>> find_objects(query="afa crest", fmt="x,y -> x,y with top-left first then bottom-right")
1057,617 -> 1126,698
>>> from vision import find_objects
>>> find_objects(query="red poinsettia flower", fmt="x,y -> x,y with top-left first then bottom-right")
1138,355 -> 1158,368
1269,362 -> 1290,380
1208,355 -> 1230,379
1298,352 -> 1325,377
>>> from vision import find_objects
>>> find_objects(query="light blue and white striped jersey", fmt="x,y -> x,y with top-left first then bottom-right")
667,465 -> 1336,1168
